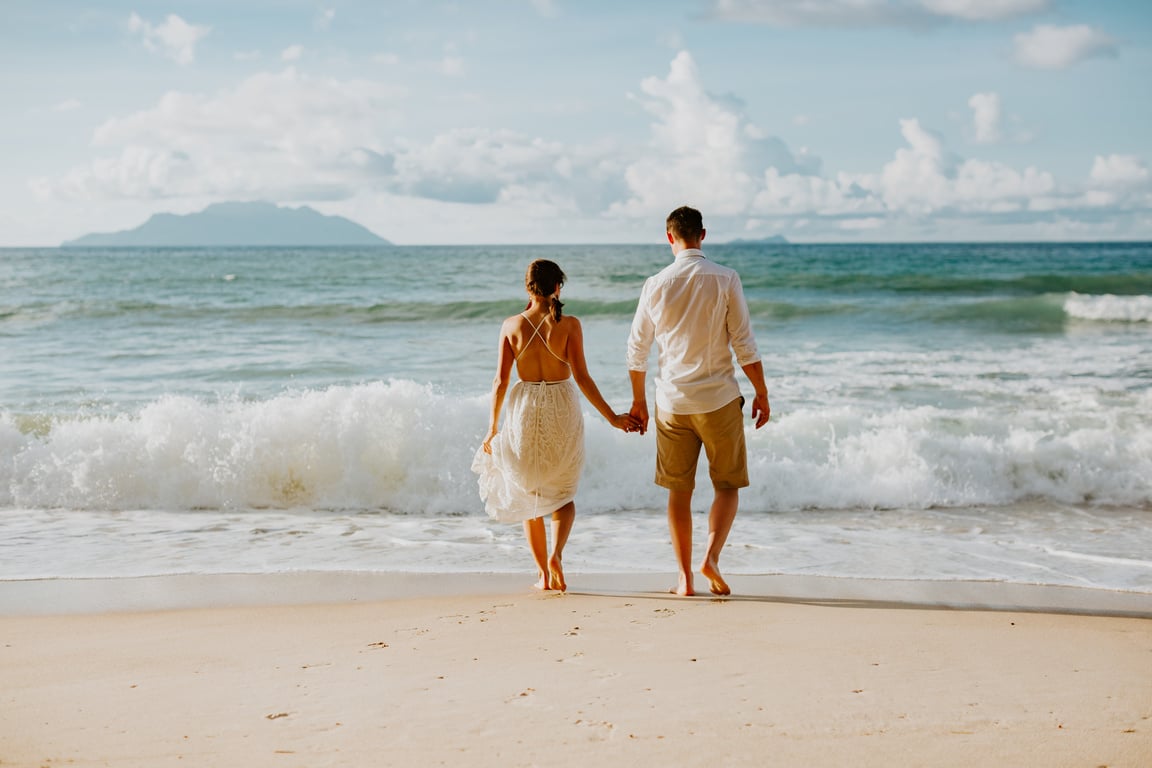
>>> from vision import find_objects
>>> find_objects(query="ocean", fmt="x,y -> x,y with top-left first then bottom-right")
2,242 -> 1151,592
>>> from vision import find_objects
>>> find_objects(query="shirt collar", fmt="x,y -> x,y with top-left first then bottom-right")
674,248 -> 705,260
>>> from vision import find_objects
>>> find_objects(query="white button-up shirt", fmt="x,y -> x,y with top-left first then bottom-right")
626,249 -> 761,415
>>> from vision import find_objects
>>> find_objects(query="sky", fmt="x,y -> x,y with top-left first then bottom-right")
2,0 -> 1150,245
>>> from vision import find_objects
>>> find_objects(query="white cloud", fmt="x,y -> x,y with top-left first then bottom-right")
29,50 -> 1150,244
877,118 -> 952,214
708,0 -> 1047,26
389,129 -> 574,204
316,7 -> 336,29
752,116 -> 1058,221
839,217 -> 885,230
877,118 -> 1057,215
754,168 -> 883,216
612,50 -> 817,218
32,67 -> 607,213
36,68 -> 406,202
127,13 -> 210,66
441,55 -> 465,76
281,45 -> 304,62
531,0 -> 560,17
53,99 -> 82,112
709,0 -> 913,26
1090,155 -> 1149,187
1014,24 -> 1116,70
952,158 -> 1056,211
968,91 -> 1001,144
920,0 -> 1047,21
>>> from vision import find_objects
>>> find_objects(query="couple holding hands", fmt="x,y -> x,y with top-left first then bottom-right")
472,206 -> 771,596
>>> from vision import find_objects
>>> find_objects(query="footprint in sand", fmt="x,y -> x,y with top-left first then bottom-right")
505,687 -> 536,704
573,719 -> 616,741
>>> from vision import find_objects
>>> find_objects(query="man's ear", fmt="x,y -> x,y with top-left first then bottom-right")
666,231 -> 675,245
700,228 -> 706,242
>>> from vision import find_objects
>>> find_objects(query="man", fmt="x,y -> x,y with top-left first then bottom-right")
626,206 -> 771,596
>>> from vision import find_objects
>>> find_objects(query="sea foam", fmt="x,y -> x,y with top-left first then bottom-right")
3,380 -> 1150,514
1064,292 -> 1152,322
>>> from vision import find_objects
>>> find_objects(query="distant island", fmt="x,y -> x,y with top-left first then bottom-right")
61,201 -> 391,247
725,234 -> 790,245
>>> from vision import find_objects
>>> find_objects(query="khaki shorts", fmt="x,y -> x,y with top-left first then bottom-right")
654,397 -> 748,491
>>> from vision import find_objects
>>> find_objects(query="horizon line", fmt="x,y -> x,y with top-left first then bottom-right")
4,238 -> 1152,250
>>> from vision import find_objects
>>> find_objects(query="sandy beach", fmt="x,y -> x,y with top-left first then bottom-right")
2,573 -> 1150,768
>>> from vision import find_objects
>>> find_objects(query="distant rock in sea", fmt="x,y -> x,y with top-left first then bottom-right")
61,201 -> 391,247
726,234 -> 790,245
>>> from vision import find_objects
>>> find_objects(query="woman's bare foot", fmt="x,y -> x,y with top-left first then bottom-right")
532,571 -> 551,591
701,558 -> 730,595
548,556 -> 566,592
670,572 -> 694,596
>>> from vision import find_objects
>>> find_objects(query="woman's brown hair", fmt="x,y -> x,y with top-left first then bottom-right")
525,259 -> 566,322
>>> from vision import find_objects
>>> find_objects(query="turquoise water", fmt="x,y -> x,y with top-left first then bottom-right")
2,243 -> 1151,589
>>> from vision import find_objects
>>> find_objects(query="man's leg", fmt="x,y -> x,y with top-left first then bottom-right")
548,501 -> 575,592
655,407 -> 703,597
698,398 -> 748,596
667,489 -> 695,596
701,488 -> 738,596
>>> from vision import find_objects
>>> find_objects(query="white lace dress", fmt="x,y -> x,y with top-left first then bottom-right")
472,378 -> 585,522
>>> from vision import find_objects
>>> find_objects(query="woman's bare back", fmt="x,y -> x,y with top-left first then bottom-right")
508,311 -> 572,383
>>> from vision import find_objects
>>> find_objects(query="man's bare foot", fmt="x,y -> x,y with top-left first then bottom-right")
701,558 -> 730,595
670,573 -> 694,596
548,556 -> 566,592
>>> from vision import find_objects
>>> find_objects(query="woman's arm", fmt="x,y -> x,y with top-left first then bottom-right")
482,322 -> 516,454
566,317 -> 636,432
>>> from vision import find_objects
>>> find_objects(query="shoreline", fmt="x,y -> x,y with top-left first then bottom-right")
2,571 -> 1150,618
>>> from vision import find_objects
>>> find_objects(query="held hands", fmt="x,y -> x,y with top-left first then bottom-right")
628,401 -> 649,436
610,412 -> 642,433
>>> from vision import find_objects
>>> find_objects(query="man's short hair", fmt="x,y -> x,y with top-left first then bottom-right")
666,206 -> 704,241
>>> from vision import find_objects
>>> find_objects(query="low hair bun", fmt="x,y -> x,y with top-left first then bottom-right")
525,259 -> 567,322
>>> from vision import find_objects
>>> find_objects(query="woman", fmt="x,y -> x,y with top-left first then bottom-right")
472,259 -> 636,591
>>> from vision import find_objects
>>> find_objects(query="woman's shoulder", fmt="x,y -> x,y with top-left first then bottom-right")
557,314 -> 583,337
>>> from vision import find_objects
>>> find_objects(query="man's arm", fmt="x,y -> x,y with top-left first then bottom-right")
626,280 -> 655,436
726,273 -> 760,366
628,369 -> 649,435
741,360 -> 770,429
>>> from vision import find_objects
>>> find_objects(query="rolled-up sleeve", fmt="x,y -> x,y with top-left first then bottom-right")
626,281 -> 655,371
726,274 -> 760,367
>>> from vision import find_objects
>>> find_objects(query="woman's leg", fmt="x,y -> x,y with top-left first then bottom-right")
548,501 -> 575,591
523,517 -> 550,590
